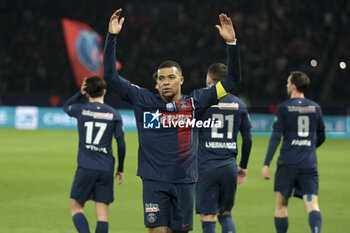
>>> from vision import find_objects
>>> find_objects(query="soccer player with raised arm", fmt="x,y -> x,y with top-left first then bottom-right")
104,9 -> 242,233
63,76 -> 126,233
104,9 -> 241,233
196,63 -> 252,233
262,71 -> 325,233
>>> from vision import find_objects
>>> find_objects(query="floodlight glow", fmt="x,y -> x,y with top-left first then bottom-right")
310,59 -> 317,67
339,62 -> 346,69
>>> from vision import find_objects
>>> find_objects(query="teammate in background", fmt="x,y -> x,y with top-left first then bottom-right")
262,71 -> 325,233
63,76 -> 126,233
104,9 -> 242,233
196,63 -> 252,233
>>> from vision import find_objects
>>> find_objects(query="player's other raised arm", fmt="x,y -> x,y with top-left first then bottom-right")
62,78 -> 87,115
103,9 -> 139,104
215,14 -> 242,100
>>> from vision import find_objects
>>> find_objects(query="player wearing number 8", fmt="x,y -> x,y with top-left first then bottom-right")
63,76 -> 126,233
262,71 -> 325,233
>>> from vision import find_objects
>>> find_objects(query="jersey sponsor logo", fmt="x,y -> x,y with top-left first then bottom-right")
82,109 -> 113,120
217,102 -> 239,110
147,213 -> 157,223
291,139 -> 311,146
287,106 -> 316,113
179,101 -> 188,110
85,145 -> 108,154
145,203 -> 160,213
205,141 -> 237,149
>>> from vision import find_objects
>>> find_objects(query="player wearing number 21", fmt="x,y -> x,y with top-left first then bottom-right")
63,76 -> 126,233
195,63 -> 252,233
262,71 -> 325,233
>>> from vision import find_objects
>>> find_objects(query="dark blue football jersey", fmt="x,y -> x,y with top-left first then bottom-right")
112,83 -> 220,183
273,98 -> 325,168
197,94 -> 251,170
104,33 -> 242,183
64,96 -> 124,172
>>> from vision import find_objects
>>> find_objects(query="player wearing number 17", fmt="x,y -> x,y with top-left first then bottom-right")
262,71 -> 325,233
63,76 -> 126,233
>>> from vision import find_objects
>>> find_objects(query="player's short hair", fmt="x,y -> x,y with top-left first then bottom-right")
152,71 -> 158,81
84,76 -> 106,98
157,60 -> 182,75
207,63 -> 227,84
289,71 -> 310,93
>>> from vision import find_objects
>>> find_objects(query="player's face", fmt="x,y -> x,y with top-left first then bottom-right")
286,75 -> 293,96
156,67 -> 184,100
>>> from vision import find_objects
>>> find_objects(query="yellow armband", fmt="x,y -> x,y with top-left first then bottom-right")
216,81 -> 229,100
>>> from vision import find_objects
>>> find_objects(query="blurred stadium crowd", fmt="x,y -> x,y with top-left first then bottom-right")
0,0 -> 349,108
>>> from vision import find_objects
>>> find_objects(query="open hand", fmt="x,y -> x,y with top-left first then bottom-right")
215,13 -> 236,43
109,8 -> 125,35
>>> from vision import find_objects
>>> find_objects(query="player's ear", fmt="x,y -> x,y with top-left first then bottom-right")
103,89 -> 107,96
206,76 -> 213,87
180,76 -> 184,85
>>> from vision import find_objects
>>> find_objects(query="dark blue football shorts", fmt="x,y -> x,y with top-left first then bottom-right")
142,179 -> 195,231
274,165 -> 319,198
70,167 -> 114,204
196,163 -> 238,214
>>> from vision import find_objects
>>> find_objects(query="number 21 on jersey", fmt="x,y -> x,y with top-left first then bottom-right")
211,114 -> 234,139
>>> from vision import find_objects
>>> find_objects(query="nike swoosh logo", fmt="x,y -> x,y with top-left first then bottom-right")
182,223 -> 190,228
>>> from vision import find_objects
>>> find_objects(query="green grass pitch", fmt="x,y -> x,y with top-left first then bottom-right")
0,129 -> 349,233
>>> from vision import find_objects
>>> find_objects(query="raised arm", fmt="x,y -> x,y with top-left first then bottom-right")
104,9 -> 140,104
215,14 -> 242,100
63,79 -> 87,115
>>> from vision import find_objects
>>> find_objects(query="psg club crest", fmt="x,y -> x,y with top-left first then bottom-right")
147,213 -> 157,223
179,101 -> 188,110
75,29 -> 102,73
